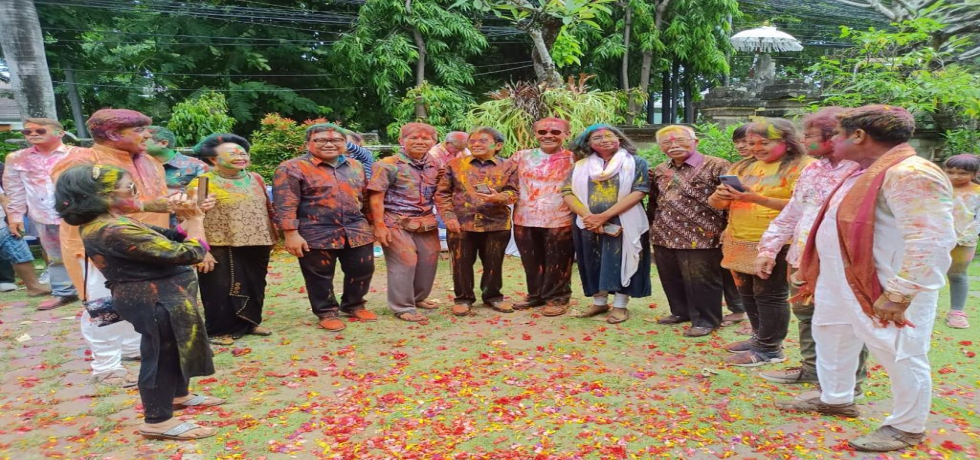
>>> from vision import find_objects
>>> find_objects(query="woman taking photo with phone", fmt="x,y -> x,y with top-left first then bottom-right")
709,118 -> 811,367
193,134 -> 277,345
562,124 -> 651,324
55,164 -> 221,440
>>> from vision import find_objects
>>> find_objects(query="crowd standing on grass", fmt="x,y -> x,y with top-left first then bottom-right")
0,103 -> 972,451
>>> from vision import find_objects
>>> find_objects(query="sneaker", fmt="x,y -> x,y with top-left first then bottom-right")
795,386 -> 865,401
760,367 -> 819,384
726,349 -> 786,367
723,338 -> 755,354
488,301 -> 514,313
775,396 -> 860,418
37,295 -> 80,311
946,310 -> 970,329
317,315 -> 346,332
0,282 -> 19,292
38,270 -> 50,285
848,426 -> 925,452
451,303 -> 471,316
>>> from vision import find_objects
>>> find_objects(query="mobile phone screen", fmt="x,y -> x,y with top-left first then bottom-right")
197,176 -> 209,204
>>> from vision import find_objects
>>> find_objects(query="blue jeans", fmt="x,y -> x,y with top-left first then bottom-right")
37,223 -> 77,297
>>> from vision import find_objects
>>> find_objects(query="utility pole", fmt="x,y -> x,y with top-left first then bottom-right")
0,0 -> 58,119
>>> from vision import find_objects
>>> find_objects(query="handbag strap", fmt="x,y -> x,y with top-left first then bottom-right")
82,254 -> 89,302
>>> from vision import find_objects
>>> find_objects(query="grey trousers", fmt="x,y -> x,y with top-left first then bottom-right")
382,227 -> 440,314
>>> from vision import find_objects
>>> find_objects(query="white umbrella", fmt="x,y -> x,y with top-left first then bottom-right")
730,26 -> 803,53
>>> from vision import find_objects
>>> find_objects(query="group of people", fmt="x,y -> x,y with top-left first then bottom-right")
0,103 -> 971,451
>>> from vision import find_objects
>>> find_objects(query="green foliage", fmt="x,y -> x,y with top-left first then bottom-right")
248,114 -> 330,181
810,17 -> 980,132
387,82 -> 474,139
636,122 -> 740,167
466,77 -> 623,154
942,128 -> 980,157
0,131 -> 23,162
166,92 -> 236,147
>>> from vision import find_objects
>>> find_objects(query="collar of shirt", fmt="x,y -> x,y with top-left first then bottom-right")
307,153 -> 348,168
464,155 -> 501,166
26,143 -> 69,156
397,150 -> 432,166
668,150 -> 704,169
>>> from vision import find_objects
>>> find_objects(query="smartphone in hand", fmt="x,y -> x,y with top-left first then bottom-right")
196,176 -> 209,204
474,183 -> 492,194
602,223 -> 623,237
718,175 -> 745,193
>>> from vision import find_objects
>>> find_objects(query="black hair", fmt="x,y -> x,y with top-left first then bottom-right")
732,124 -> 748,142
55,164 -> 126,226
148,125 -> 176,146
944,154 -> 980,173
192,133 -> 250,159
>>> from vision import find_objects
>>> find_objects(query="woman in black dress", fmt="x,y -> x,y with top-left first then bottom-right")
55,164 -> 222,441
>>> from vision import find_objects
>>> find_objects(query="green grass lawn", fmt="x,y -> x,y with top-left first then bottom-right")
0,251 -> 977,459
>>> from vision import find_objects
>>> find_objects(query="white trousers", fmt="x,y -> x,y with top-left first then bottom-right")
77,257 -> 141,376
814,322 -> 932,433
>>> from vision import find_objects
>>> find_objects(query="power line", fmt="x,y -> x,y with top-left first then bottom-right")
46,61 -> 534,78
51,81 -> 363,92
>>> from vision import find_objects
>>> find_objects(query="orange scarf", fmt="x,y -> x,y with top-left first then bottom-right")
795,143 -> 916,327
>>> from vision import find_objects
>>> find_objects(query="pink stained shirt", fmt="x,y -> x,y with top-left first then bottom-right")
510,147 -> 575,228
757,157 -> 860,267
3,143 -> 72,225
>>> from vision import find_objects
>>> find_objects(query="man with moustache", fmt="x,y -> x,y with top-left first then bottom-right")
509,117 -> 576,316
273,123 -> 376,332
648,125 -> 732,337
368,123 -> 441,323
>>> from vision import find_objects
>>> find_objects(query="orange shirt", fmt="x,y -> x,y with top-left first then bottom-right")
51,144 -> 170,297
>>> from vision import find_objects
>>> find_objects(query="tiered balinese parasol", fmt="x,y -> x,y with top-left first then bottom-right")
730,25 -> 803,88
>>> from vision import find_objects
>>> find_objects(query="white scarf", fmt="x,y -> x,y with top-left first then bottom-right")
571,148 -> 649,286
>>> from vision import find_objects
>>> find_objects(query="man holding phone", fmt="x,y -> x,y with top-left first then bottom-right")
434,127 -> 518,316
648,125 -> 732,337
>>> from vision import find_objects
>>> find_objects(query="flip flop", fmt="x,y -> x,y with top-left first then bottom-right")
173,394 -> 225,410
395,312 -> 428,323
140,421 -> 216,440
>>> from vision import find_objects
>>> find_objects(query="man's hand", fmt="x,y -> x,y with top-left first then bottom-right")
754,256 -> 776,279
374,224 -> 393,247
475,189 -> 507,204
445,219 -> 461,233
9,222 -> 25,238
283,231 -> 310,257
873,295 -> 911,325
199,195 -> 217,213
197,252 -> 217,273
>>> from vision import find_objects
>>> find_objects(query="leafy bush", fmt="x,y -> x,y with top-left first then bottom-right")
0,131 -> 23,162
167,91 -> 237,146
942,128 -> 980,158
466,76 -> 624,155
387,82 -> 474,140
636,122 -> 740,167
248,114 -> 338,180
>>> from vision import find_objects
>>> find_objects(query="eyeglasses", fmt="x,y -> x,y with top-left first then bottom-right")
658,138 -> 695,147
468,138 -> 498,145
311,138 -> 346,146
589,133 -> 618,142
21,128 -> 48,136
536,129 -> 565,136
114,182 -> 139,196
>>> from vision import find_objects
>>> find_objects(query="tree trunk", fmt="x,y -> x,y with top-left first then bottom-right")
528,28 -> 562,87
669,59 -> 680,123
639,51 -> 654,124
683,64 -> 695,123
622,7 -> 634,123
0,0 -> 58,119
661,69 -> 671,124
61,59 -> 88,138
405,0 -> 427,119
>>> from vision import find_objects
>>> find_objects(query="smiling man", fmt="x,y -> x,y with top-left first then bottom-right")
509,117 -> 576,316
368,122 -> 441,323
4,118 -> 76,309
273,123 -> 376,333
50,108 -> 173,388
648,125 -> 732,337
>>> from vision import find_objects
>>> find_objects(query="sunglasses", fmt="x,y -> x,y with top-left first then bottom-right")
536,129 -> 565,136
21,128 -> 49,136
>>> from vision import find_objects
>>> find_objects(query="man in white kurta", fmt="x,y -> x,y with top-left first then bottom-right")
778,105 -> 955,452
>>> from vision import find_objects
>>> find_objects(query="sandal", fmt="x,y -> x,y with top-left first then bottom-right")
720,312 -> 747,327
173,394 -> 225,410
140,421 -> 216,441
95,370 -> 138,388
249,326 -> 274,336
416,300 -> 439,310
209,335 -> 235,346
395,312 -> 428,322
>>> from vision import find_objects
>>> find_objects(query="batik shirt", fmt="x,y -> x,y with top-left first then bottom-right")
273,154 -> 374,250
510,148 -> 575,228
367,150 -> 440,227
434,155 -> 518,232
159,152 -> 210,193
3,143 -> 71,225
758,157 -> 859,266
649,152 -> 731,249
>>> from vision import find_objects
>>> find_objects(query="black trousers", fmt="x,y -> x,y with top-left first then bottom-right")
653,246 -> 724,328
732,246 -> 791,353
140,305 -> 189,424
297,244 -> 375,319
513,225 -> 574,304
448,230 -> 510,305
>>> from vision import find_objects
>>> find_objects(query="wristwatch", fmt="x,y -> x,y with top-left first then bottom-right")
884,291 -> 913,304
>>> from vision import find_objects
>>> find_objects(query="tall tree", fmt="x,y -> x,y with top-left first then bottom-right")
0,0 -> 57,119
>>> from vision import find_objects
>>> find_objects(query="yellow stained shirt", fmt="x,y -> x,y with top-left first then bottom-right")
728,157 -> 811,242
